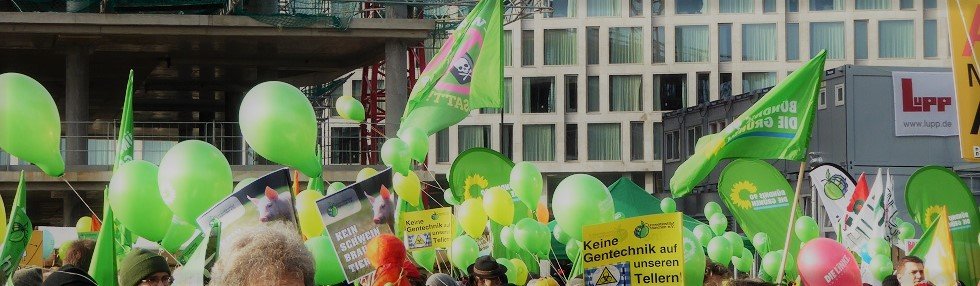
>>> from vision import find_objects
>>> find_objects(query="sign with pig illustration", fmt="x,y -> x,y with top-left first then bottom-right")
316,168 -> 396,282
196,168 -> 298,245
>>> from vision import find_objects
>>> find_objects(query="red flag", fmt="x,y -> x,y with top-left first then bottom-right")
847,173 -> 870,214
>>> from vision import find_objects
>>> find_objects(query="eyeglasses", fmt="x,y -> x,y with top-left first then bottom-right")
139,275 -> 174,285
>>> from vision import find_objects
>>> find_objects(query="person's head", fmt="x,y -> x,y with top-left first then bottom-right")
470,256 -> 507,286
62,239 -> 95,271
426,273 -> 458,286
12,267 -> 43,286
896,256 -> 925,286
41,265 -> 96,286
210,222 -> 315,286
118,248 -> 171,286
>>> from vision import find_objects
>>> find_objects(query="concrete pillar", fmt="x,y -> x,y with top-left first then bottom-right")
384,4 -> 409,137
65,46 -> 90,166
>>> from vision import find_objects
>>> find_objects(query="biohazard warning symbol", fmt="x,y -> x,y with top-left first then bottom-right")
595,268 -> 617,285
585,263 -> 630,286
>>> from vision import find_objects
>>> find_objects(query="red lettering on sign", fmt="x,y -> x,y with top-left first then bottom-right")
963,4 -> 980,57
902,78 -> 952,112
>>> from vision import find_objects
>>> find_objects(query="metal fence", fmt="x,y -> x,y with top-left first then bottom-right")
0,120 -> 383,167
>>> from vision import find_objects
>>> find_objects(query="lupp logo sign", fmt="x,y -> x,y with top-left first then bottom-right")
892,72 -> 958,137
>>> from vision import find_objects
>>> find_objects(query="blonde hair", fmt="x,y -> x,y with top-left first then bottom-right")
209,222 -> 315,285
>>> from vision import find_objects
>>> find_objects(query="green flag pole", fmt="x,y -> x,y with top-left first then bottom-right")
775,161 -> 807,283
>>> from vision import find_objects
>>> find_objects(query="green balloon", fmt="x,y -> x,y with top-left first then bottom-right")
709,213 -> 728,236
761,251 -> 782,277
158,140 -> 233,223
450,236 -> 479,271
234,178 -> 257,192
707,236 -> 732,265
552,174 -> 615,240
0,73 -> 64,176
514,218 -> 549,255
336,95 -> 365,122
160,218 -> 196,253
759,268 -> 774,283
897,222 -> 915,240
511,162 -> 543,210
693,225 -> 714,247
660,197 -> 677,213
681,228 -> 706,286
109,160 -> 172,241
752,232 -> 771,255
496,258 -> 519,284
553,225 -> 570,244
500,226 -> 518,250
794,216 -> 820,243
326,182 -> 346,195
733,248 -> 754,273
240,81 -> 322,178
870,254 -> 893,280
444,188 -> 460,206
565,239 -> 583,259
306,236 -> 346,285
380,138 -> 411,176
723,232 -> 744,261
398,127 -> 429,162
412,249 -> 437,273
868,237 -> 891,256
704,202 -> 723,218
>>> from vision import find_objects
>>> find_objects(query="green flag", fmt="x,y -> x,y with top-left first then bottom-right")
908,208 -> 958,286
670,51 -> 826,197
718,159 -> 803,258
0,172 -> 32,284
89,187 -> 118,286
905,166 -> 980,285
399,0 -> 503,135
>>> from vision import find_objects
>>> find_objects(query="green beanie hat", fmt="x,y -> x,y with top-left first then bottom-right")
119,248 -> 170,286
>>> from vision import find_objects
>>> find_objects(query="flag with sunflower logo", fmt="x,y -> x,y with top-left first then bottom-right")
718,159 -> 803,255
0,172 -> 32,284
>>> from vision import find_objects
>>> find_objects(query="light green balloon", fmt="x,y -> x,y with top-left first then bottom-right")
732,248 -> 754,273
450,236 -> 479,271
496,258 -> 519,284
762,250 -> 796,279
514,218 -> 549,256
704,202 -> 723,218
681,228 -> 706,286
552,174 -> 615,240
306,236 -> 346,285
660,197 -> 677,213
240,81 -> 322,178
565,239 -> 583,259
794,216 -> 820,243
897,222 -> 915,240
234,178 -> 257,192
511,162 -> 543,210
0,73 -> 64,176
693,225 -> 714,247
709,213 -> 728,236
326,182 -> 346,195
707,236 -> 732,265
553,225 -> 570,244
109,160 -> 173,241
356,167 -> 378,182
158,140 -> 233,223
380,138 -> 411,176
752,232 -> 771,255
723,232 -> 744,261
868,237 -> 891,256
500,226 -> 518,250
398,127 -> 429,162
336,95 -> 365,122
444,189 -> 460,206
870,254 -> 893,280
412,249 -> 437,273
160,218 -> 196,253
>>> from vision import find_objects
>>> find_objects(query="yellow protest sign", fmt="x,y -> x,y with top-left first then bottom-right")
20,230 -> 43,267
947,0 -> 980,161
402,207 -> 453,250
583,213 -> 684,286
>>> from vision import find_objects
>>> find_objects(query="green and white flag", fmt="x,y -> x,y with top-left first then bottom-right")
670,51 -> 826,197
0,172 -> 32,284
399,0 -> 504,135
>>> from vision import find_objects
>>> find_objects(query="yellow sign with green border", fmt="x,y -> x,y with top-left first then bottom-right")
402,207 -> 453,250
582,213 -> 684,286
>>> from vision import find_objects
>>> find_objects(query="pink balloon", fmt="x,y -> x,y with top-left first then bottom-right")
797,238 -> 862,286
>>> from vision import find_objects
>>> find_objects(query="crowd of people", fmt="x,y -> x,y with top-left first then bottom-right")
5,223 -> 953,286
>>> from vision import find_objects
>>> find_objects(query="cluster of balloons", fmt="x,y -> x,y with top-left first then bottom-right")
867,237 -> 895,280
380,127 -> 429,176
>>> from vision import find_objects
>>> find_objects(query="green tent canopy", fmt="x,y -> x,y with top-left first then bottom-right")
607,177 -> 707,230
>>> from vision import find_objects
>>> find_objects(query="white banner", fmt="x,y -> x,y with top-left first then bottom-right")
809,164 -> 855,232
893,72 -> 957,136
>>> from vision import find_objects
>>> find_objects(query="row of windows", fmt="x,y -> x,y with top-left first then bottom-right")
506,19 -> 939,66
542,0 -> 939,18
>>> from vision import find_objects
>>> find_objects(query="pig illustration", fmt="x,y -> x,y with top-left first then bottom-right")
365,185 -> 395,226
248,187 -> 294,223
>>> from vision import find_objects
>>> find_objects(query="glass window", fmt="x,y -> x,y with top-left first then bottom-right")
610,75 -> 642,111
676,0 -> 705,14
925,20 -> 938,58
696,73 -> 709,105
565,75 -> 578,112
855,20 -> 869,59
501,124 -> 513,159
436,129 -> 450,162
547,0 -> 577,17
523,125 -> 555,161
651,0 -> 664,15
587,27 -> 599,65
810,22 -> 845,59
676,25 -> 709,62
652,123 -> 663,160
481,78 -> 513,114
818,85 -> 827,109
720,73 -> 732,99
720,0 -> 753,13
880,20 -> 915,58
719,24 -> 732,62
566,124 -> 578,161
141,140 -> 177,165
743,24 -> 777,61
630,122 -> 644,161
787,0 -> 799,11
834,83 -> 845,106
652,26 -> 666,63
810,0 -> 843,11
654,74 -> 687,110
924,0 -> 936,9
587,76 -> 600,112
686,126 -> 702,156
787,23 -> 799,60
523,77 -> 555,113
764,0 -> 776,12
544,29 -> 577,65
588,0 -> 621,16
458,125 -> 491,152
900,0 -> 913,9
665,130 -> 680,160
588,123 -> 622,160
630,0 -> 642,16
743,72 -> 777,92
330,127 -> 361,164
503,30 -> 512,67
522,30 -> 534,66
0,150 -> 9,166
610,27 -> 643,64
856,0 -> 889,9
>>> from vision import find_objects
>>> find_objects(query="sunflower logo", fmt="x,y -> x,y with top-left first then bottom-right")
463,174 -> 489,200
731,181 -> 757,210
924,205 -> 944,225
